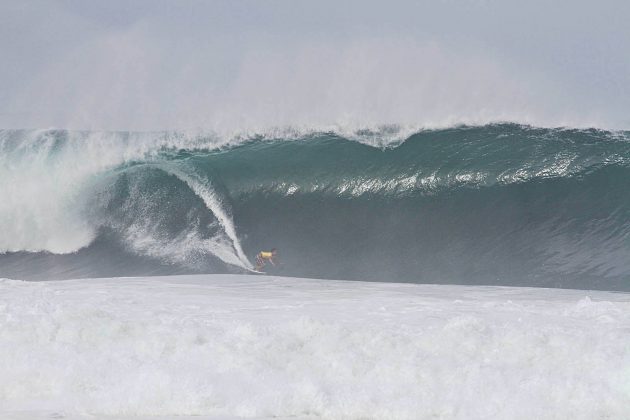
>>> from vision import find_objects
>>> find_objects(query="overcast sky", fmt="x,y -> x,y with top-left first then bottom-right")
1,0 -> 629,131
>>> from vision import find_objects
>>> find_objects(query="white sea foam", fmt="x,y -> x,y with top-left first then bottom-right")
0,130 -> 249,269
1,275 -> 629,419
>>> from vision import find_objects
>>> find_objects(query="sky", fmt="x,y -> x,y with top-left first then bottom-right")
1,0 -> 629,131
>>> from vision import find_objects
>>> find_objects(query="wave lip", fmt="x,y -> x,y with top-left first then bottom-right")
0,129 -> 250,270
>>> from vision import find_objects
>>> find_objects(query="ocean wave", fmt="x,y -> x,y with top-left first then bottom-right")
1,124 -> 630,289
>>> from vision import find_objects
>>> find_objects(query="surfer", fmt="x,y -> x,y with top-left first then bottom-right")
255,248 -> 278,272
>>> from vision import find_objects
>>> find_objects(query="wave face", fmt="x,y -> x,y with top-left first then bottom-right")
1,125 -> 630,290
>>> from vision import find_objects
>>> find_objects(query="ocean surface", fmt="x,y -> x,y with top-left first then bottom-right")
1,124 -> 630,290
2,274 -> 629,419
2,124 -> 630,419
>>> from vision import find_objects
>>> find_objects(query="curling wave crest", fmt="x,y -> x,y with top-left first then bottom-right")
1,124 -> 630,290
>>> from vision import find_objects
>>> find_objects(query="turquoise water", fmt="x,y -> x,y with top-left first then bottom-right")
1,124 -> 630,290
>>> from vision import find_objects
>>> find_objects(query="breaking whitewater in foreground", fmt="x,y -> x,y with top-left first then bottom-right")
2,274 -> 629,419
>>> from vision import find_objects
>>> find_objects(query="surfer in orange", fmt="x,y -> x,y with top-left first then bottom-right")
255,248 -> 278,272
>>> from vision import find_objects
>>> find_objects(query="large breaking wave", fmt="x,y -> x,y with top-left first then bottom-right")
1,124 -> 630,290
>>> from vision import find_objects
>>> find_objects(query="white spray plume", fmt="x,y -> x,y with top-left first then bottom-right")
2,1 -> 629,131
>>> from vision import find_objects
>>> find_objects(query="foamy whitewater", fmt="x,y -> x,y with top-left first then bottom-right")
1,274 -> 629,419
